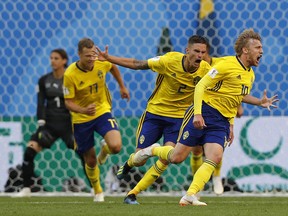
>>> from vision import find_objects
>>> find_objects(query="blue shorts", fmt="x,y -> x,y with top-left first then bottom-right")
136,111 -> 183,149
73,112 -> 119,154
178,103 -> 230,148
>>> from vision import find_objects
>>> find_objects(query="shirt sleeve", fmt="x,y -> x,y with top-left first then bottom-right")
148,55 -> 166,74
36,76 -> 46,120
194,66 -> 228,114
63,74 -> 75,99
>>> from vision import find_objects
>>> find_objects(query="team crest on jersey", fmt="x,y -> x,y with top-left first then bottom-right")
193,76 -> 201,85
208,68 -> 218,78
182,131 -> 189,140
45,83 -> 51,88
150,56 -> 160,61
98,70 -> 103,79
139,135 -> 145,144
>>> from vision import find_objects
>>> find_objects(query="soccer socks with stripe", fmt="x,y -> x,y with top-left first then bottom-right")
128,160 -> 168,196
127,153 -> 136,167
213,159 -> 222,177
152,145 -> 174,161
85,164 -> 102,194
190,153 -> 203,175
187,159 -> 216,195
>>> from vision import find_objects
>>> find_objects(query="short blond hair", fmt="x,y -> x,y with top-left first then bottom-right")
234,29 -> 262,56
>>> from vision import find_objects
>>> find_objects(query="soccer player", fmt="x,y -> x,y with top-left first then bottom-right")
190,51 -> 244,195
14,49 -> 84,197
134,28 -> 278,205
63,38 -> 130,202
95,35 -> 211,204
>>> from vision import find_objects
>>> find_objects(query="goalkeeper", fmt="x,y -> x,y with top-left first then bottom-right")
14,49 -> 88,197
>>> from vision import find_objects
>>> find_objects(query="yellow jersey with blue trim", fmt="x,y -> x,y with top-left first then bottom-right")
63,61 -> 112,124
194,56 -> 255,120
210,57 -> 224,67
147,52 -> 211,118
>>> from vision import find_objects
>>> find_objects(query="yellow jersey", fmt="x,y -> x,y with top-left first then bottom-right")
63,61 -> 112,123
147,52 -> 211,118
210,57 -> 224,67
194,56 -> 255,121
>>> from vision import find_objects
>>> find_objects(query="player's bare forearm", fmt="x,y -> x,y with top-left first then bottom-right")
133,59 -> 149,70
111,57 -> 149,70
95,45 -> 149,70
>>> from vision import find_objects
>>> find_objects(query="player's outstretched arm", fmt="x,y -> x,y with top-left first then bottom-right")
95,45 -> 149,70
242,89 -> 278,111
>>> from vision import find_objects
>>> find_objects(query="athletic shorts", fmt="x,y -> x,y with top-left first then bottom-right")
30,123 -> 74,149
136,111 -> 183,149
178,103 -> 230,148
73,112 -> 119,154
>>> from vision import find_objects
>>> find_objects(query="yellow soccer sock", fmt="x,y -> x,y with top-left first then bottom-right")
187,159 -> 216,195
190,153 -> 203,175
128,160 -> 168,196
127,153 -> 135,167
152,146 -> 174,161
85,164 -> 102,194
103,144 -> 111,154
213,159 -> 222,177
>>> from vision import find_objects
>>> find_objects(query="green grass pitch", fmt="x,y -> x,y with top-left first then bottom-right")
0,196 -> 287,216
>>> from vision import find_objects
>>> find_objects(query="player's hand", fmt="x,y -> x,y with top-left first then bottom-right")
193,114 -> 206,130
227,124 -> 234,146
94,45 -> 109,61
259,89 -> 279,111
236,104 -> 244,118
85,104 -> 96,116
120,86 -> 130,102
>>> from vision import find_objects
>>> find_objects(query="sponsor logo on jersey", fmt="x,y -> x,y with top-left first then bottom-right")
63,87 -> 70,95
150,56 -> 160,61
208,68 -> 218,78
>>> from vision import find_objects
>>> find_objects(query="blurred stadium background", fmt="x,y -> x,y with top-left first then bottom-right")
0,0 -> 287,196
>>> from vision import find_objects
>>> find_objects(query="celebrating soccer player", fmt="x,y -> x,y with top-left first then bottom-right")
133,28 -> 278,206
63,38 -> 130,202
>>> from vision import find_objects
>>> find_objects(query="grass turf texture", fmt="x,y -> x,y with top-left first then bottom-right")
0,196 -> 287,216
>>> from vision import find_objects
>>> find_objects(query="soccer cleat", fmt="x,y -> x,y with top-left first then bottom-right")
179,194 -> 207,206
123,194 -> 139,205
97,139 -> 109,165
133,143 -> 160,165
13,187 -> 31,198
93,192 -> 105,202
116,161 -> 133,180
212,176 -> 224,195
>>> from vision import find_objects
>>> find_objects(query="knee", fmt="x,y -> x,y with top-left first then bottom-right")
24,147 -> 37,162
108,143 -> 122,154
169,154 -> 185,164
191,148 -> 203,156
206,154 -> 222,165
86,155 -> 97,167
214,155 -> 222,164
